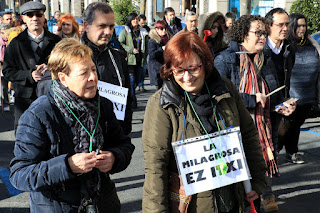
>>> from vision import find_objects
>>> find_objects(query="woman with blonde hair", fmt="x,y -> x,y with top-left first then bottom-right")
57,14 -> 80,39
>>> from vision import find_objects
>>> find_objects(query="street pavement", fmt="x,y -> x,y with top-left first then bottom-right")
0,79 -> 319,212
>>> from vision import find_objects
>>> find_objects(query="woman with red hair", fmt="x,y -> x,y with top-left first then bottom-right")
57,14 -> 80,39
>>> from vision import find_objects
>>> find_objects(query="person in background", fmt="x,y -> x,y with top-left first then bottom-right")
264,8 -> 297,169
57,14 -> 80,39
0,23 -> 11,112
10,38 -> 135,212
148,20 -> 171,89
198,11 -> 228,57
78,22 -> 85,37
214,15 -> 297,213
277,13 -> 320,165
163,7 -> 182,36
139,14 -> 150,32
119,12 -> 148,108
47,10 -> 60,33
2,12 -> 14,27
2,1 -> 61,130
142,32 -> 266,212
225,11 -> 236,30
82,2 -> 133,135
137,14 -> 150,92
180,11 -> 198,33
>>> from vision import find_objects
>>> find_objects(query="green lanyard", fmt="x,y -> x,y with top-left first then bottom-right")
184,82 -> 227,173
52,80 -> 100,152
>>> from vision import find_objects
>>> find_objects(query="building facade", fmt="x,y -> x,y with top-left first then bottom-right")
147,0 -> 295,23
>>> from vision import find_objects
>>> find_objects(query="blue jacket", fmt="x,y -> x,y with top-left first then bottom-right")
214,41 -> 281,109
10,89 -> 135,212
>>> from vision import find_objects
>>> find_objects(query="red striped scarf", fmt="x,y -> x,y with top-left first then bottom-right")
239,46 -> 277,177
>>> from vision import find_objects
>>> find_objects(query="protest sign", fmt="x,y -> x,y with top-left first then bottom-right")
97,80 -> 128,121
172,127 -> 251,196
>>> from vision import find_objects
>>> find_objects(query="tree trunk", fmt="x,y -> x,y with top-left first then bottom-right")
240,0 -> 251,16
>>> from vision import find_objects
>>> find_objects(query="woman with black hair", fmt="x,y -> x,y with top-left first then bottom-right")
119,12 -> 149,108
198,12 -> 228,57
278,13 -> 320,164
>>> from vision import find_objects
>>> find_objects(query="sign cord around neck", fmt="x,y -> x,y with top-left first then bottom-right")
108,49 -> 123,87
52,80 -> 100,152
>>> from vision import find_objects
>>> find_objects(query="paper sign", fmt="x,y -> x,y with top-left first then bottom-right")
52,25 -> 58,34
97,80 -> 128,121
172,127 -> 250,196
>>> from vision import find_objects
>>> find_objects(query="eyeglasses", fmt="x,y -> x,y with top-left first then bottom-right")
249,30 -> 268,38
273,22 -> 289,28
25,12 -> 44,18
171,64 -> 202,76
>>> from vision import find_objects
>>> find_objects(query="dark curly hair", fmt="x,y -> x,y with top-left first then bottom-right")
227,15 -> 268,43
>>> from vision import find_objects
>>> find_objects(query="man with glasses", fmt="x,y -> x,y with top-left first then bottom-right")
259,7 -> 296,213
2,1 -> 60,130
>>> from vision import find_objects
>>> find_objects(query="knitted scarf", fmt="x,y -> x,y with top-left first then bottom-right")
239,46 -> 277,177
0,36 -> 8,62
52,80 -> 103,154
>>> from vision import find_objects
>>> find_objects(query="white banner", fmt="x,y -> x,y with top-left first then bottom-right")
97,80 -> 128,121
172,127 -> 251,196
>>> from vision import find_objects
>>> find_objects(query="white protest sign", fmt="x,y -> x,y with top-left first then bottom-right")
97,80 -> 128,121
52,25 -> 58,34
172,127 -> 250,196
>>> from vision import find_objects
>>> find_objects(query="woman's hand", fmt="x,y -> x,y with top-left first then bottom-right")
95,150 -> 115,173
246,190 -> 259,202
256,93 -> 266,108
68,152 -> 96,174
276,100 -> 296,116
133,48 -> 139,54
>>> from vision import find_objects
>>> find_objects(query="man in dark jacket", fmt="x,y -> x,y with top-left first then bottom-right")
163,7 -> 182,36
82,2 -> 132,135
2,1 -> 61,129
264,8 -> 297,162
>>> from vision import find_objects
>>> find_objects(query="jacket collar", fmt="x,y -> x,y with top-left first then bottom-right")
160,72 -> 230,108
81,32 -> 110,55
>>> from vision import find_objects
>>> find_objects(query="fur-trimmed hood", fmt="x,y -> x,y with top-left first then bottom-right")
198,12 -> 226,39
148,28 -> 171,44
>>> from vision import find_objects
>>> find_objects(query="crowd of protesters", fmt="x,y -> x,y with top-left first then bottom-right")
0,1 -> 318,213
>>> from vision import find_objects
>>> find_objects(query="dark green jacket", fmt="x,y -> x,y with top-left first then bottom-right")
142,76 -> 267,212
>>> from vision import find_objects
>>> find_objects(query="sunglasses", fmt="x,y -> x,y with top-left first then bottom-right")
25,12 -> 44,18
156,27 -> 166,31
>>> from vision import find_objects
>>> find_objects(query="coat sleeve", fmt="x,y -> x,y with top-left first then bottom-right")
9,108 -> 74,192
148,40 -> 164,61
225,80 -> 267,195
215,54 -> 257,109
142,93 -> 172,213
2,41 -> 36,86
118,30 -> 134,54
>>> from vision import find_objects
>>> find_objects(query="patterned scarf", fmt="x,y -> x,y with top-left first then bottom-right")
239,46 -> 277,177
52,80 -> 103,154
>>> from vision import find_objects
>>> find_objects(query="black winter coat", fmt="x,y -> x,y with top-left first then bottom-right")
2,29 -> 61,100
10,89 -> 135,212
83,33 -> 133,135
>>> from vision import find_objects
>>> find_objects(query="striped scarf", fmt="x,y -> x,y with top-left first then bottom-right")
239,46 -> 277,177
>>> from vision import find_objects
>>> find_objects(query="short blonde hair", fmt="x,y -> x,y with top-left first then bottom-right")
48,38 -> 93,80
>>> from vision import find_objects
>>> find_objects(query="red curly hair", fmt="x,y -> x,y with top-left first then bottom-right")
57,14 -> 80,38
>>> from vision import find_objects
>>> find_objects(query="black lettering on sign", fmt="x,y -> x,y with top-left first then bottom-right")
195,170 -> 206,182
203,143 -> 217,152
227,160 -> 237,173
114,102 -> 125,111
186,172 -> 195,184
